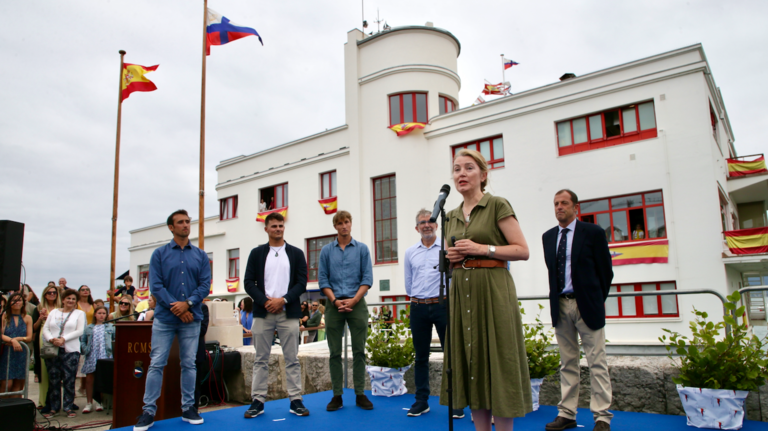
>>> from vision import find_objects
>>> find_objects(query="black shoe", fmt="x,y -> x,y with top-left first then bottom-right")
326,395 -> 343,411
71,404 -> 79,411
545,416 -> 577,431
407,401 -> 430,417
593,421 -> 611,431
182,407 -> 204,425
289,399 -> 310,416
452,409 -> 465,419
133,412 -> 155,431
356,394 -> 373,410
244,399 -> 265,418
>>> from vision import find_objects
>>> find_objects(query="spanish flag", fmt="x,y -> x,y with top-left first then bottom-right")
134,286 -> 150,301
121,63 -> 158,102
319,196 -> 338,214
724,227 -> 768,255
389,122 -> 425,136
727,156 -> 768,177
608,239 -> 669,266
256,207 -> 288,222
226,278 -> 239,293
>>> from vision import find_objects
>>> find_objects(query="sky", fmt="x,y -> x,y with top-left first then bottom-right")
2,0 -> 767,301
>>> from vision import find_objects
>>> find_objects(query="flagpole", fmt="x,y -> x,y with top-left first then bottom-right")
199,0 -> 207,251
501,53 -> 506,95
109,50 -> 126,315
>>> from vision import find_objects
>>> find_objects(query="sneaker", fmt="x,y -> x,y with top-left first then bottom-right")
356,394 -> 373,410
244,399 -> 264,418
326,395 -> 343,411
134,412 -> 155,431
407,401 -> 430,417
289,399 -> 310,416
452,409 -> 465,419
95,401 -> 104,412
82,403 -> 92,414
182,407 -> 204,425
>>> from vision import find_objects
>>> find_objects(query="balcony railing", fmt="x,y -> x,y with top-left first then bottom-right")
727,153 -> 767,178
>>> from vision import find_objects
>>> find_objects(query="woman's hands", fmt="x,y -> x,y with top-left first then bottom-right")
52,337 -> 65,347
11,339 -> 22,352
447,239 -> 487,263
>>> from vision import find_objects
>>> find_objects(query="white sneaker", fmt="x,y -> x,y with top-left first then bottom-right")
94,401 -> 103,412
82,403 -> 92,414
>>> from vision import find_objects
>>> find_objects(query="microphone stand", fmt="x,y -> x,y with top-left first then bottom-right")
437,205 -> 453,431
105,311 -> 141,324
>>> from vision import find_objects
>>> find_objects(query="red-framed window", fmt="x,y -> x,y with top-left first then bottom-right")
259,183 -> 288,210
578,190 -> 666,243
207,252 -> 213,283
138,264 -> 149,289
380,295 -> 410,322
606,282 -> 679,319
439,95 -> 456,115
228,249 -> 239,278
321,171 -> 337,199
219,195 -> 238,220
373,175 -> 398,264
556,101 -> 657,156
306,235 -> 336,282
389,92 -> 428,126
452,136 -> 505,169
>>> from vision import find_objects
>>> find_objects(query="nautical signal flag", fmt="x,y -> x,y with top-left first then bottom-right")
318,197 -> 338,214
206,8 -> 263,55
389,122 -> 426,136
608,239 -> 669,265
482,82 -> 508,95
474,95 -> 486,105
724,227 -> 768,255
256,207 -> 288,222
503,58 -> 519,69
121,63 -> 158,102
727,156 -> 768,177
226,278 -> 239,293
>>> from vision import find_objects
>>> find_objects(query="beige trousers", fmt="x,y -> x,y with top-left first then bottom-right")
554,297 -> 613,424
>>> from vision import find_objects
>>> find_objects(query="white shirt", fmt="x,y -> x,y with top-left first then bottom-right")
42,308 -> 86,353
403,239 -> 442,299
265,244 -> 291,300
556,218 -> 578,294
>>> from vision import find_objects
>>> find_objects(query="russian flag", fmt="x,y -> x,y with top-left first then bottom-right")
503,57 -> 519,70
206,8 -> 263,56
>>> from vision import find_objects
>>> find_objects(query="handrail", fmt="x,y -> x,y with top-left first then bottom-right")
728,153 -> 764,161
1,342 -> 30,399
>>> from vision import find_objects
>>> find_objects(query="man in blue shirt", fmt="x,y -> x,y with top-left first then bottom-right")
318,210 -> 374,412
135,209 -> 211,431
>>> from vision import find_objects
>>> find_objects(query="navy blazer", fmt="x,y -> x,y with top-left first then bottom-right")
243,242 -> 308,320
542,220 -> 614,330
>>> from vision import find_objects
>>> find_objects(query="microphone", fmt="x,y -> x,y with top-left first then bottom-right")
429,184 -> 451,222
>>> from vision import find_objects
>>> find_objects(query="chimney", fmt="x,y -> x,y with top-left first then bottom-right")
559,73 -> 577,81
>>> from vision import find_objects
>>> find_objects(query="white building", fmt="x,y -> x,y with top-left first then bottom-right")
129,24 -> 768,347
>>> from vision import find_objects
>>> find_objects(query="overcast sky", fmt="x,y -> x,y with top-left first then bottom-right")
2,0 -> 766,301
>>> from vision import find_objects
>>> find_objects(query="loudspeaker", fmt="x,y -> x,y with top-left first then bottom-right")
0,398 -> 35,431
0,220 -> 24,292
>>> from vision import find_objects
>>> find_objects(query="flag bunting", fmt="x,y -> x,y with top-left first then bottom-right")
503,57 -> 519,70
608,239 -> 669,266
226,277 -> 240,293
256,207 -> 288,222
727,156 -> 768,177
724,227 -> 768,255
206,8 -> 263,55
389,122 -> 426,136
121,63 -> 158,102
474,95 -> 486,105
318,196 -> 338,214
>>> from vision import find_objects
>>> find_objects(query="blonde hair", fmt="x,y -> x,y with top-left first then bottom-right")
111,296 -> 136,320
39,285 -> 62,312
453,148 -> 489,192
332,210 -> 352,226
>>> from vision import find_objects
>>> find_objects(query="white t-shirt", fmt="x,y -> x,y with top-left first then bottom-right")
265,244 -> 291,299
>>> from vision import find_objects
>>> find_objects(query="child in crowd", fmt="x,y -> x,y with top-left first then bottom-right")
79,306 -> 115,413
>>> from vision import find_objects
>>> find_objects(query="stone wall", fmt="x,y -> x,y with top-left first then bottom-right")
229,344 -> 768,422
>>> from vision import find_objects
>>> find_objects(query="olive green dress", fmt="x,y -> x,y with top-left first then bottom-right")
439,193 -> 532,418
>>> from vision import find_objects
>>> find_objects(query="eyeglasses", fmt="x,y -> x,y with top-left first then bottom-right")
417,220 -> 435,226
46,291 -> 58,296
312,304 -> 319,307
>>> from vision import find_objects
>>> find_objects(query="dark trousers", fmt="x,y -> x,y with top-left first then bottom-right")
45,350 -> 80,412
409,301 -> 447,402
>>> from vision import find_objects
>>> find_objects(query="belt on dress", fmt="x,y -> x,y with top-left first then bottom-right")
411,297 -> 440,304
461,257 -> 507,270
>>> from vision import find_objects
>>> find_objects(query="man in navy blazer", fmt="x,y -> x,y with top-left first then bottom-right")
243,212 -> 309,418
542,190 -> 614,431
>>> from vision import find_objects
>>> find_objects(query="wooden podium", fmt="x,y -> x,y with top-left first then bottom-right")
113,321 -> 181,429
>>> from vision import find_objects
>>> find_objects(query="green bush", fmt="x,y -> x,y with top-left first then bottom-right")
366,309 -> 415,369
522,303 -> 561,379
659,291 -> 768,391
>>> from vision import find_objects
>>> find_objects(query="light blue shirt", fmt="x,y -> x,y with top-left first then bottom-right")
318,238 -> 373,299
557,218 -> 578,294
404,239 -> 441,299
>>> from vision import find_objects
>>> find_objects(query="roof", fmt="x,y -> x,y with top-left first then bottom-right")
357,25 -> 461,56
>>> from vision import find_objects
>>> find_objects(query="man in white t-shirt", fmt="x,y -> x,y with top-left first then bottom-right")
242,212 -> 309,418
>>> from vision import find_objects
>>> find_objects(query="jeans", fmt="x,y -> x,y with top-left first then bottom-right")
45,350 -> 80,412
251,312 -> 302,403
142,318 -> 201,415
409,301 -> 447,402
325,298 -> 368,395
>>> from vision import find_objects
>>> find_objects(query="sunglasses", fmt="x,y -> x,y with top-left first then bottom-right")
120,302 -> 131,306
80,289 -> 90,292
11,299 -> 22,305
46,291 -> 58,296
417,220 -> 435,226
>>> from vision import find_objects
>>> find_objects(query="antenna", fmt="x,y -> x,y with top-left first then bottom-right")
374,8 -> 384,33
362,0 -> 367,31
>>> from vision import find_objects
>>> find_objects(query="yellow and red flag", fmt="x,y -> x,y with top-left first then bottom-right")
389,122 -> 425,136
134,285 -> 150,301
724,227 -> 768,255
319,196 -> 338,214
608,239 -> 669,266
256,207 -> 288,222
121,63 -> 159,102
727,156 -> 768,177
226,278 -> 239,293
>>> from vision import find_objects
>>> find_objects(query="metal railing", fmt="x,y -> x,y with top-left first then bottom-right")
1,342 -> 30,399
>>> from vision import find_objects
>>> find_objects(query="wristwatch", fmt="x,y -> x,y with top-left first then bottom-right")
488,245 -> 496,258
187,300 -> 194,308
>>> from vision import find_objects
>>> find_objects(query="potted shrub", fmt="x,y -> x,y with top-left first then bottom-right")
660,291 -> 768,430
522,303 -> 561,411
365,309 -> 415,397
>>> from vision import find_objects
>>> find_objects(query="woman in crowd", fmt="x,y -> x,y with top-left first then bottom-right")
259,198 -> 267,212
109,296 -> 135,322
440,148 -> 531,431
93,299 -> 105,309
79,306 -> 114,413
300,301 -> 310,326
42,289 -> 86,418
75,285 -> 95,395
138,295 -> 157,321
240,297 -> 253,345
34,284 -> 61,409
0,292 -> 33,398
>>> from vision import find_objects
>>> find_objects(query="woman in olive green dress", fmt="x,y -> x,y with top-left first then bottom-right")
440,148 -> 532,431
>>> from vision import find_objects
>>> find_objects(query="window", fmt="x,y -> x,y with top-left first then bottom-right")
138,264 -> 149,290
207,252 -> 213,283
439,95 -> 455,115
219,196 -> 238,220
260,183 -> 288,210
306,235 -> 336,282
389,92 -> 428,125
579,191 -> 666,243
556,101 -> 657,156
228,249 -> 239,279
710,105 -> 719,144
452,136 -> 505,169
321,171 -> 337,199
373,175 -> 398,263
605,282 -> 678,319
381,295 -> 410,322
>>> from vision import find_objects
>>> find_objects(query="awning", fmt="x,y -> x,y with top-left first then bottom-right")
116,270 -> 129,280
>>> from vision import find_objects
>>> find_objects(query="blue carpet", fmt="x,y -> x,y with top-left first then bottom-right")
115,388 -> 768,430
